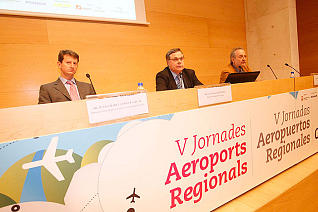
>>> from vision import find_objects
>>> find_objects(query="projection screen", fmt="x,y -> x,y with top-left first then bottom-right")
0,0 -> 148,24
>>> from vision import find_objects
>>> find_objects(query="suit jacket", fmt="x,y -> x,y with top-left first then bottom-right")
219,64 -> 250,83
38,78 -> 95,104
156,67 -> 203,91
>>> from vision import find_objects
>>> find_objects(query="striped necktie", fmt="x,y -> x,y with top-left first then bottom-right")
175,74 -> 183,89
66,80 -> 80,101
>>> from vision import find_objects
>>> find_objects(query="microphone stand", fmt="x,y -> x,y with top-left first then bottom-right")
267,65 -> 278,79
86,73 -> 97,95
285,63 -> 301,76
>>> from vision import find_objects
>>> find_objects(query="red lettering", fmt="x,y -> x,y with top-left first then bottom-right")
191,159 -> 199,174
241,142 -> 247,155
170,187 -> 183,208
235,126 -> 240,137
209,152 -> 219,173
198,137 -> 205,149
228,166 -> 236,180
212,133 -> 220,144
165,162 -> 181,185
228,124 -> 235,140
237,159 -> 241,177
220,149 -> 228,162
175,137 -> 189,156
206,134 -> 212,147
241,162 -> 248,175
218,171 -> 228,185
235,142 -> 240,156
182,162 -> 191,178
184,186 -> 193,201
199,156 -> 209,171
193,181 -> 203,203
228,146 -> 235,159
221,131 -> 227,142
241,125 -> 246,136
209,175 -> 218,189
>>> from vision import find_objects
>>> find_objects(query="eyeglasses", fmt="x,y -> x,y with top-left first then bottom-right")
169,57 -> 184,62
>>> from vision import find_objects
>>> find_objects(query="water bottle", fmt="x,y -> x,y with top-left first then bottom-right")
290,71 -> 295,78
137,82 -> 145,92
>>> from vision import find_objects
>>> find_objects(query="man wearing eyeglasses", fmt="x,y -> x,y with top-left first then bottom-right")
156,48 -> 203,91
219,47 -> 250,83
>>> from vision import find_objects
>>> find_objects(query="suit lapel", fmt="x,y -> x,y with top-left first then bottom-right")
76,80 -> 85,99
167,68 -> 178,90
53,79 -> 71,101
181,70 -> 189,88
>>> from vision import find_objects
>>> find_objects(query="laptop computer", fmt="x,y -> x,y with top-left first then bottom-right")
224,71 -> 260,84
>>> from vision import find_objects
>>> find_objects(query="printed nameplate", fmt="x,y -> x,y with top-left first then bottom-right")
197,85 -> 232,106
86,92 -> 149,123
314,75 -> 318,86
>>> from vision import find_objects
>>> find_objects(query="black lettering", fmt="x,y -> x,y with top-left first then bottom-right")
266,148 -> 273,163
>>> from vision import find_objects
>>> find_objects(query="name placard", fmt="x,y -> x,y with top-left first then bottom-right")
86,92 -> 149,123
313,75 -> 318,86
197,85 -> 232,106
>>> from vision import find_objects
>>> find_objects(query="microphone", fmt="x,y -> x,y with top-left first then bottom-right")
179,72 -> 186,88
284,63 -> 301,76
86,73 -> 97,95
267,64 -> 278,79
238,66 -> 244,72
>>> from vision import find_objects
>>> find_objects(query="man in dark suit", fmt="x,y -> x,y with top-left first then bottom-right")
38,50 -> 95,104
156,48 -> 203,91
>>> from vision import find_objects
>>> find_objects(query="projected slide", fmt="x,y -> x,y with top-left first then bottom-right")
0,0 -> 137,21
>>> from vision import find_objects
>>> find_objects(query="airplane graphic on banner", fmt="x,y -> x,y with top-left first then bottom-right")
22,136 -> 75,181
126,188 -> 140,203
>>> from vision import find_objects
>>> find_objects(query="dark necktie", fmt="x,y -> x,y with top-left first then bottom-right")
176,74 -> 183,89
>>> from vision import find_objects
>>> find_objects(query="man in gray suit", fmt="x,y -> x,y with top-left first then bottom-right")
38,50 -> 95,104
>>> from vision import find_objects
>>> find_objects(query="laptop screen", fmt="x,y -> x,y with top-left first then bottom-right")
224,71 -> 260,84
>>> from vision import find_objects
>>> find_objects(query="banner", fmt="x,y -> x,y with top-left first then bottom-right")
0,88 -> 317,211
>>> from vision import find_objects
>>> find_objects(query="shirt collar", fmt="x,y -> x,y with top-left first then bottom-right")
231,64 -> 241,73
169,68 -> 182,79
60,76 -> 76,85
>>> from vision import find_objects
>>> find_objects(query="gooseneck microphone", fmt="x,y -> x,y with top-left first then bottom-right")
267,64 -> 278,79
179,72 -> 186,88
86,73 -> 97,95
238,66 -> 244,72
285,63 -> 301,76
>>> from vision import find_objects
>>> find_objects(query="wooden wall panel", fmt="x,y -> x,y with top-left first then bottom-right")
147,0 -> 245,21
0,16 -> 48,44
0,44 -> 57,92
46,12 -> 210,47
296,0 -> 318,76
208,19 -> 246,49
0,91 -> 38,108
0,0 -> 247,108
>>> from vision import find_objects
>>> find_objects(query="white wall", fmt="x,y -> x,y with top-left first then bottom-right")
245,0 -> 299,80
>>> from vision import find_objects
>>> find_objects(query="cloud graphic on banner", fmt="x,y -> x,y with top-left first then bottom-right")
62,142 -> 115,211
64,163 -> 104,212
98,105 -> 252,211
